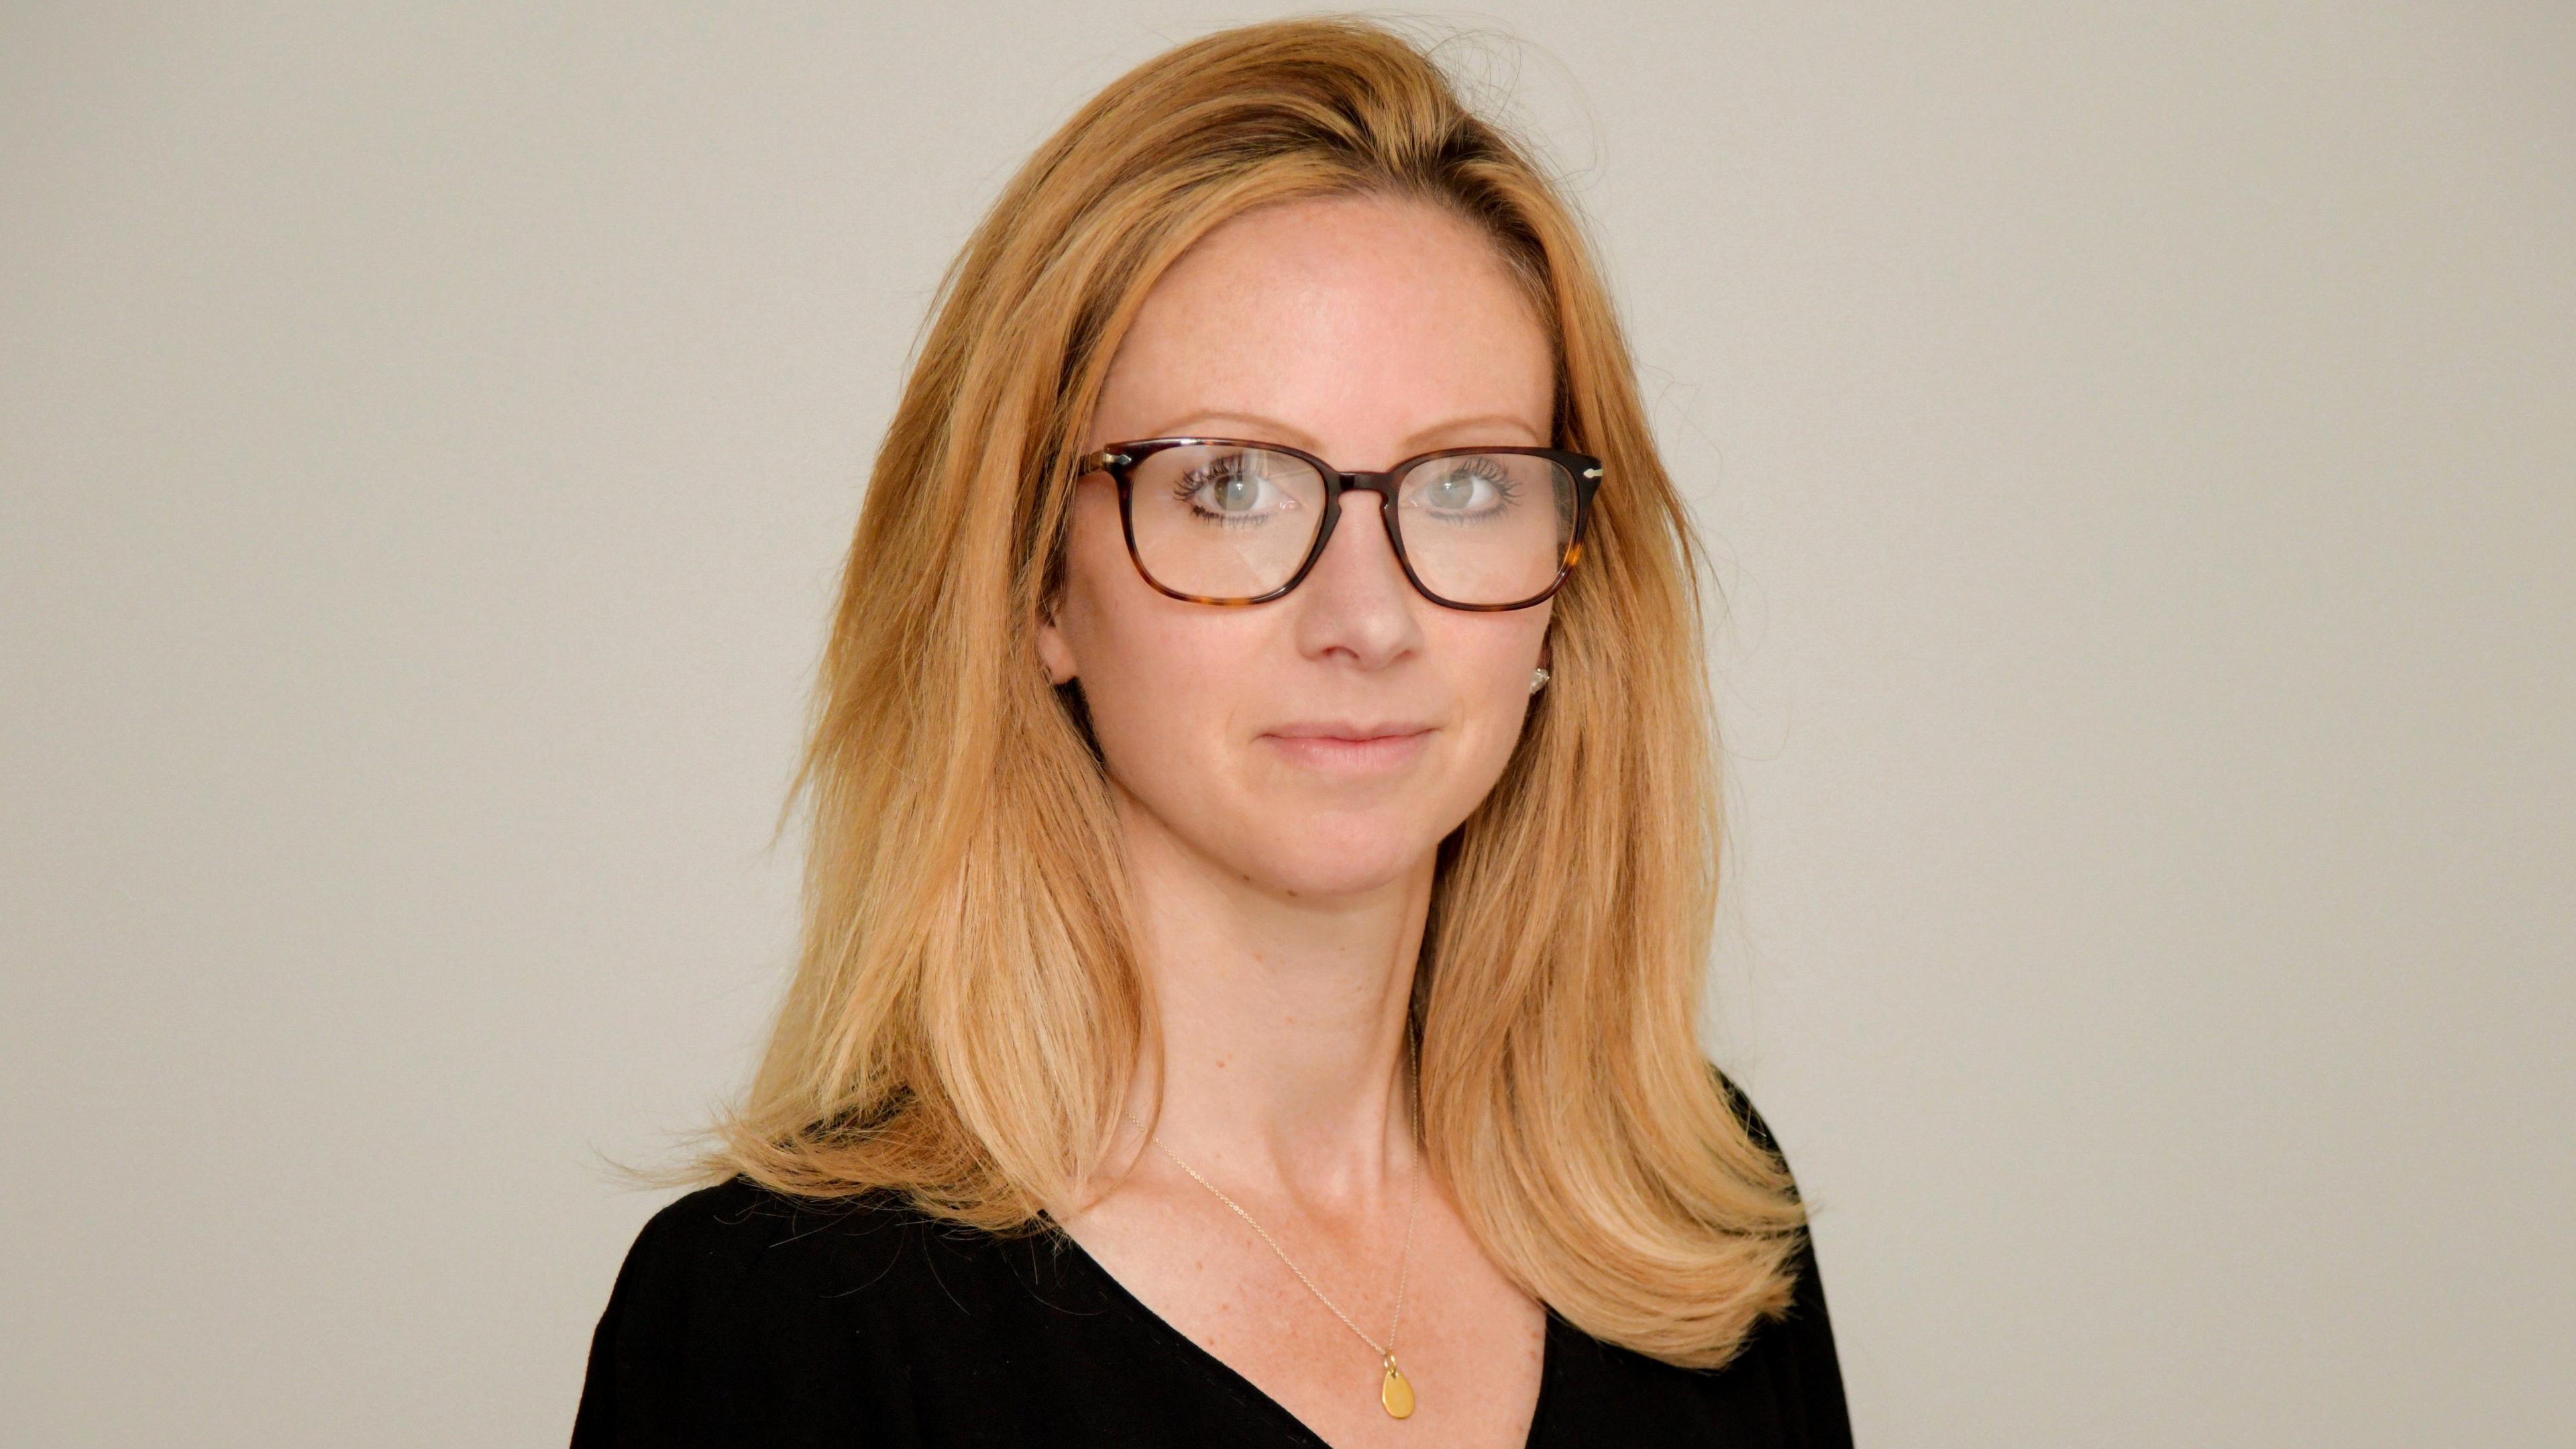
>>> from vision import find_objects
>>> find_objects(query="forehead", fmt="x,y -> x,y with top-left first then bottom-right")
1098,192 -> 1555,451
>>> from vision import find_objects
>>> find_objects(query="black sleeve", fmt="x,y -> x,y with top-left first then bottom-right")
1714,1065 -> 1857,1448
570,1179 -> 802,1448
571,1191 -> 697,1448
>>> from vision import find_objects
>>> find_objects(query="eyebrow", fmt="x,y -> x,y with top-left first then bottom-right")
1140,410 -> 1546,453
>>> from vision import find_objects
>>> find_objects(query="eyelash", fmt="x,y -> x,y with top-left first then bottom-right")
1413,457 -> 1519,523
1173,458 -> 1285,528
1172,456 -> 1521,525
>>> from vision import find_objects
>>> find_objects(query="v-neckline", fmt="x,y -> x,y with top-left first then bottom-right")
1040,1215 -> 1559,1448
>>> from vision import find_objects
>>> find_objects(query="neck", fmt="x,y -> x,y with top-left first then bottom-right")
1106,782 -> 1429,1216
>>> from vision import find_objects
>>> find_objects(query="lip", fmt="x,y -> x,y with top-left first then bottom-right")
1259,722 -> 1435,773
1267,720 -> 1438,740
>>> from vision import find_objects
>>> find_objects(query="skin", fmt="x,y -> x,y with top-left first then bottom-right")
1034,190 -> 1557,1448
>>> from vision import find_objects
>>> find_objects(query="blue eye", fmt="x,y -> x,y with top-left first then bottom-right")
1175,455 -> 1299,527
1407,456 -> 1521,523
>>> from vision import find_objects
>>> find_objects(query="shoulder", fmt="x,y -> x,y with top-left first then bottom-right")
621,1175 -> 896,1269
1707,1059 -> 1792,1170
598,1175 -> 935,1328
1700,1061 -> 1853,1441
574,1177 -> 947,1444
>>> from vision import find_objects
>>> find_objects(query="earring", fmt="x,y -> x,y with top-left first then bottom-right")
1529,666 -> 1551,694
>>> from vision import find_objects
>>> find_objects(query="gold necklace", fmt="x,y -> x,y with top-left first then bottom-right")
1123,1032 -> 1428,1420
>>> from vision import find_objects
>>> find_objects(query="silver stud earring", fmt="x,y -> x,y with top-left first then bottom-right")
1529,666 -> 1551,694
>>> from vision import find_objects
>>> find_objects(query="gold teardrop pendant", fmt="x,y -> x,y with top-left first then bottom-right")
1380,1354 -> 1415,1418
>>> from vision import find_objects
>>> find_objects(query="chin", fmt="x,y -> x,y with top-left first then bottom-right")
1234,824 -> 1435,899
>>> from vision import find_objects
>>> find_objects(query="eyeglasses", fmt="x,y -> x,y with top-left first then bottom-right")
1076,437 -> 1603,610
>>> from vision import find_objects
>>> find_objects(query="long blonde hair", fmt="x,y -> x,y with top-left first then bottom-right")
677,13 -> 1809,1370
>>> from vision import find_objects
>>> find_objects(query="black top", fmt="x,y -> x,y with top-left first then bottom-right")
573,1078 -> 1851,1447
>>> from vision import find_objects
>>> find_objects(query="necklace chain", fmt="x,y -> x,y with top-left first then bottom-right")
1122,1030 -> 1426,1364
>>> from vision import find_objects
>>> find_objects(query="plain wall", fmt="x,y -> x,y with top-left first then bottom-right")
3,3 -> 2569,1444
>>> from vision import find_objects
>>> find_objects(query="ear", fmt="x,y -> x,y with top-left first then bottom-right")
1034,598 -> 1077,686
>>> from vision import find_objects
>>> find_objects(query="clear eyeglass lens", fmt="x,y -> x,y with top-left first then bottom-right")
1393,452 -> 1577,604
1126,445 -> 1329,600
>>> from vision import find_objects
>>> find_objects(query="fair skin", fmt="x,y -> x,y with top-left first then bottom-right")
1034,190 -> 1558,1449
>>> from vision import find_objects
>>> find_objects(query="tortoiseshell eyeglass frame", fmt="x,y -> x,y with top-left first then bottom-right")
1074,437 -> 1604,611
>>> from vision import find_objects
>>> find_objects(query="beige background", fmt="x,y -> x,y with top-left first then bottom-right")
4,3 -> 2569,1444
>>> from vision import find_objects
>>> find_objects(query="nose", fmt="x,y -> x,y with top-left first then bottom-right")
1285,486 -> 1421,667
1283,484 -> 1421,665
1306,486 -> 1414,598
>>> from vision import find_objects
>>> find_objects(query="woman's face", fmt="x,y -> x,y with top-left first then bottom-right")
1038,191 -> 1557,899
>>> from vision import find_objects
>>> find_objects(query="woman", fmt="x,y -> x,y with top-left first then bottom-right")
575,15 -> 1850,1448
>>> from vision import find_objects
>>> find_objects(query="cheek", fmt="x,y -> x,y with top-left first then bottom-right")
1058,489 -> 1150,678
1061,533 -> 1240,784
1078,630 -> 1256,855
1446,620 -> 1550,778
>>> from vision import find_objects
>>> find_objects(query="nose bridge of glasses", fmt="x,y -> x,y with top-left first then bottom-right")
1333,468 -> 1407,506
1309,470 -> 1407,582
